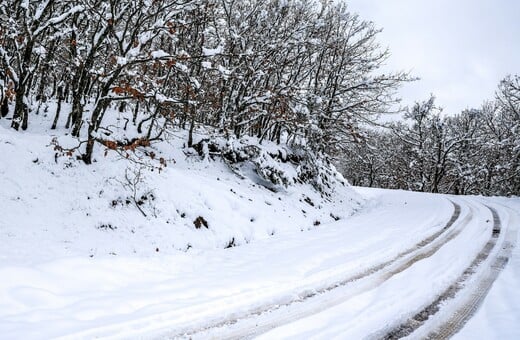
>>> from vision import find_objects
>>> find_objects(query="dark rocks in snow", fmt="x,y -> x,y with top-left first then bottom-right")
303,196 -> 315,207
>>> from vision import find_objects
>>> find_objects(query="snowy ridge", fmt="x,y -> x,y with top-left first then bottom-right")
0,115 -> 362,264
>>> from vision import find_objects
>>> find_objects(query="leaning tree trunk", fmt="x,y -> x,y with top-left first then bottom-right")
83,98 -> 109,164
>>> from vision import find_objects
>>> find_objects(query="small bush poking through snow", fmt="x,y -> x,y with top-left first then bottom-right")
193,216 -> 209,229
225,237 -> 236,249
97,223 -> 117,231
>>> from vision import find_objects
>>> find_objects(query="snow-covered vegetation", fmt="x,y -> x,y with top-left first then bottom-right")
1,0 -> 519,338
0,0 -> 405,166
341,77 -> 520,196
0,0 -> 403,251
0,113 -> 363,259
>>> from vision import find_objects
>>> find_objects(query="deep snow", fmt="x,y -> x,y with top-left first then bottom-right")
0,113 -> 362,264
0,114 -> 519,339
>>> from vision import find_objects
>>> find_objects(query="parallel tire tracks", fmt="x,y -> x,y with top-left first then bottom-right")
166,201 -> 464,339
378,204 -> 516,340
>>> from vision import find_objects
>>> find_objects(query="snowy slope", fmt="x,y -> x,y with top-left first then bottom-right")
1,115 -> 519,339
2,184 -> 518,339
0,112 -> 363,338
0,115 -> 362,264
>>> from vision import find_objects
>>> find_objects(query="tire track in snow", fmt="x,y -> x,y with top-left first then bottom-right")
165,201 -> 465,339
379,204 -> 516,340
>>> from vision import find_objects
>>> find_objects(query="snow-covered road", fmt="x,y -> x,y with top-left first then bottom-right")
0,189 -> 518,339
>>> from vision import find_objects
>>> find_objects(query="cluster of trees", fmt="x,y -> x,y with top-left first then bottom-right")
341,75 -> 520,196
2,0 -> 516,196
0,0 -> 405,166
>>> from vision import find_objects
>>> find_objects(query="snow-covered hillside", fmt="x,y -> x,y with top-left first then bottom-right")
0,114 -> 362,263
1,109 -> 519,340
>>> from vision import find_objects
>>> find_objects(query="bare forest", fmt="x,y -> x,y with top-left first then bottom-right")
1,0 -> 518,195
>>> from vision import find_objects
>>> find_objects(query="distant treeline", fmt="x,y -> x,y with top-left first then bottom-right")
341,75 -> 520,196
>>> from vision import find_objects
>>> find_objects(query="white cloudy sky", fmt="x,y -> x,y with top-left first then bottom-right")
347,0 -> 520,114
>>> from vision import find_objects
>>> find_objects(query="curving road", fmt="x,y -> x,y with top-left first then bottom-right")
162,194 -> 518,340
2,190 -> 517,339
168,201 -> 465,339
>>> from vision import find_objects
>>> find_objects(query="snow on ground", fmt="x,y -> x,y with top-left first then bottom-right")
0,112 -> 362,265
454,197 -> 520,340
0,109 -> 363,338
0,185 -> 455,339
247,191 -> 520,340
1,113 -> 519,339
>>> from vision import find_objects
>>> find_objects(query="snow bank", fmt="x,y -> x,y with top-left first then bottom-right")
0,113 -> 362,263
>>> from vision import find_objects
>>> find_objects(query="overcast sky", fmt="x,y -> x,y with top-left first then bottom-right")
347,0 -> 520,114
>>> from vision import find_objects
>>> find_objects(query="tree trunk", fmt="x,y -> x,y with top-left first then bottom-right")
11,86 -> 28,130
188,113 -> 195,148
51,86 -> 64,130
83,99 -> 109,164
1,97 -> 8,118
